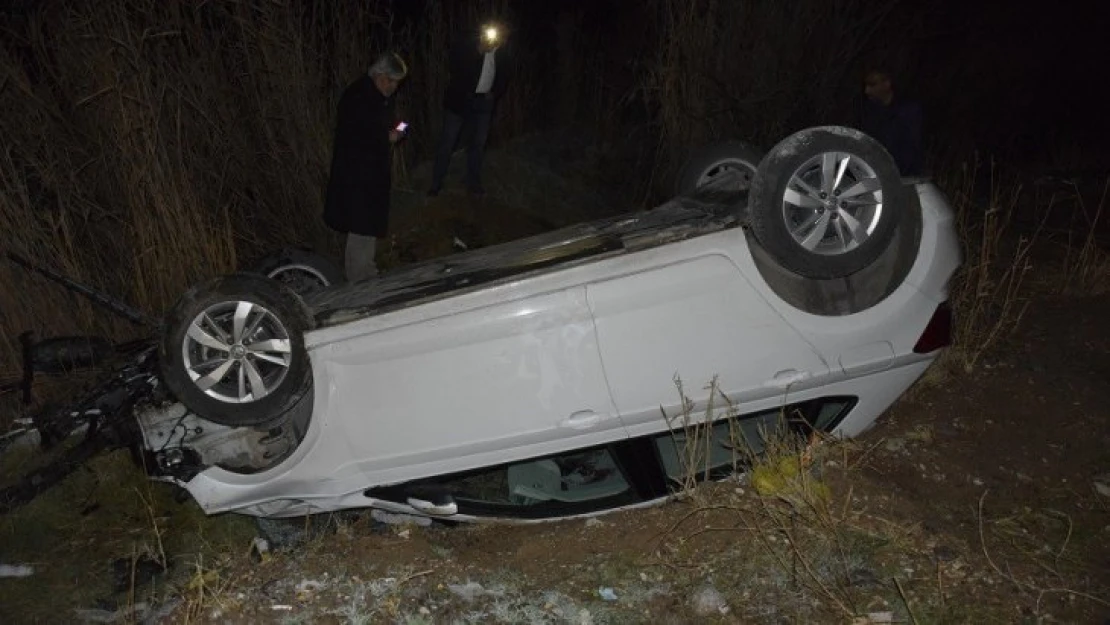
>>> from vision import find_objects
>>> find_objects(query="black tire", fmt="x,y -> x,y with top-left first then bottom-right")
676,141 -> 764,196
158,273 -> 314,428
250,248 -> 343,296
749,126 -> 907,279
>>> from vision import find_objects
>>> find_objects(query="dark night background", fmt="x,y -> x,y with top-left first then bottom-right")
0,0 -> 1107,346
2,3 -> 1110,622
390,0 -> 1110,165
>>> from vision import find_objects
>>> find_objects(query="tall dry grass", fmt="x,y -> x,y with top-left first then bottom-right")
939,158 -> 1039,372
1056,178 -> 1110,295
0,0 -> 550,376
0,1 -> 387,372
1,0 -> 1099,381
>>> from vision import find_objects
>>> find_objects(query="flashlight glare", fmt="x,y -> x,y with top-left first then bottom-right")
484,26 -> 499,42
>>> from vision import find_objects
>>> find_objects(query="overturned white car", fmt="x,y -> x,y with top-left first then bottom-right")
110,126 -> 959,523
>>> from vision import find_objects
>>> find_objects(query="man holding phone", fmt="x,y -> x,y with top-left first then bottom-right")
428,22 -> 511,197
323,52 -> 409,282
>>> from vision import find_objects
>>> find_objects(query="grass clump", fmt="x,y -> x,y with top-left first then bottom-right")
0,449 -> 255,623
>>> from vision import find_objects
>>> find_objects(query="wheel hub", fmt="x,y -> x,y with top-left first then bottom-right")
181,299 -> 293,404
780,151 -> 883,255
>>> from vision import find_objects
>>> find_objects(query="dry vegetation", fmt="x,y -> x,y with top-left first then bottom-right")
0,0 -> 533,375
1,0 -> 1108,622
3,0 -> 1099,373
0,0 -> 1016,374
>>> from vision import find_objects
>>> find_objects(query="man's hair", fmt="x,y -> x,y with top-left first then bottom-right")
369,52 -> 408,80
865,67 -> 893,84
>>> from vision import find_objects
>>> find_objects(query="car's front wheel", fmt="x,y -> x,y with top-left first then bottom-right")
158,273 -> 313,428
749,126 -> 907,279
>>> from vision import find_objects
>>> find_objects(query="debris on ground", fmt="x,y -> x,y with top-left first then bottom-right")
690,584 -> 729,616
0,564 -> 33,578
295,578 -> 327,602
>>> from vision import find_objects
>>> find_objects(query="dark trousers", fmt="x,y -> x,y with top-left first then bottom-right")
430,96 -> 494,192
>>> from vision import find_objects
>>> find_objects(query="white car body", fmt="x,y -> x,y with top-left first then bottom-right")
139,177 -> 959,522
143,177 -> 959,523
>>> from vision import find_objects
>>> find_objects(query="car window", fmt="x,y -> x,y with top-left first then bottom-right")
369,397 -> 855,519
654,398 -> 854,485
443,448 -> 634,509
807,398 -> 854,432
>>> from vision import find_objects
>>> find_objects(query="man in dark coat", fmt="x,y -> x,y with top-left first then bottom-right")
323,52 -> 408,282
860,68 -> 924,176
428,24 -> 511,196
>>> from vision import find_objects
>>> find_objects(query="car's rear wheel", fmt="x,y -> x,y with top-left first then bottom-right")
250,248 -> 343,296
749,126 -> 907,279
676,141 -> 764,195
159,273 -> 313,428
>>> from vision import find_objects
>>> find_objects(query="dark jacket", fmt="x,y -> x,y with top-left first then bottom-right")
861,97 -> 924,176
323,75 -> 395,237
443,34 -> 511,115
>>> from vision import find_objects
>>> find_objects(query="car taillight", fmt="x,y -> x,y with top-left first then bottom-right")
913,301 -> 952,353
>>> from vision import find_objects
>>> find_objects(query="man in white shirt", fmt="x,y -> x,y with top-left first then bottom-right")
429,24 -> 511,197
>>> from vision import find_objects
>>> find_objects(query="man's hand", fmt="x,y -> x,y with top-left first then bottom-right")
389,129 -> 404,144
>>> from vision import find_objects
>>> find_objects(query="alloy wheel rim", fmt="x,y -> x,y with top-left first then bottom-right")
780,151 -> 884,256
181,300 -> 293,403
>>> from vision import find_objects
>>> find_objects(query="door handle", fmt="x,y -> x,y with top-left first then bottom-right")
559,410 -> 602,430
765,369 -> 810,389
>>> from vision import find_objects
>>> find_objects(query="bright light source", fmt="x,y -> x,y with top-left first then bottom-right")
483,26 -> 499,43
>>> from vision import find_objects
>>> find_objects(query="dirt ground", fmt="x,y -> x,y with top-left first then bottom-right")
1,151 -> 1108,624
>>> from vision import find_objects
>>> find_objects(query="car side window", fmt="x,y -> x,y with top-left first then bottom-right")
654,397 -> 855,486
435,447 -> 637,515
370,397 -> 855,519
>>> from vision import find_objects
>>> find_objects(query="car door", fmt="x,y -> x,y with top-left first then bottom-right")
308,284 -> 625,485
585,249 -> 831,437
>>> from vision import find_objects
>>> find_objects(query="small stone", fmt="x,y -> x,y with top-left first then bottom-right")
0,564 -> 34,578
447,581 -> 486,602
848,567 -> 881,588
1095,480 -> 1110,498
933,545 -> 957,562
294,579 -> 325,602
691,585 -> 728,616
